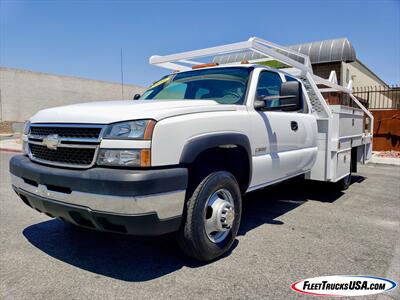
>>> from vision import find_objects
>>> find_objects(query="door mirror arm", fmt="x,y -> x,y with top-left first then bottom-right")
254,101 -> 298,111
261,95 -> 296,101
254,95 -> 297,111
258,104 -> 298,111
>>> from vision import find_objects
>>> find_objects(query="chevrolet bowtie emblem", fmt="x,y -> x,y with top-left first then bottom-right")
42,134 -> 60,150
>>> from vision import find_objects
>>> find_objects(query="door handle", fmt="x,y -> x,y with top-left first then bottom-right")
291,121 -> 298,131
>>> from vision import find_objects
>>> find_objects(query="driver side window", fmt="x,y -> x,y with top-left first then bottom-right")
257,71 -> 282,108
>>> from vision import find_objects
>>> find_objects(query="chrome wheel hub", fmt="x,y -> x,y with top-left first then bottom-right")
204,188 -> 235,243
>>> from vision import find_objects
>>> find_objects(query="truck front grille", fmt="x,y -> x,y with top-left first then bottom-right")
30,126 -> 102,139
29,144 -> 97,167
27,124 -> 105,168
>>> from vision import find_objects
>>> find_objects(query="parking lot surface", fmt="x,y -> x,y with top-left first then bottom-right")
1,152 -> 399,299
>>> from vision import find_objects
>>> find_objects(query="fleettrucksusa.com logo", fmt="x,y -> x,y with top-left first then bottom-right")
291,275 -> 397,297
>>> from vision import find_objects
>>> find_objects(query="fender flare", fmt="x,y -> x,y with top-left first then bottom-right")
179,133 -> 252,190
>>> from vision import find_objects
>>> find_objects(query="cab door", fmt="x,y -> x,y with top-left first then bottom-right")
248,70 -> 317,188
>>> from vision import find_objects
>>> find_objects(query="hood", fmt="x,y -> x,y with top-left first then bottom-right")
29,100 -> 237,124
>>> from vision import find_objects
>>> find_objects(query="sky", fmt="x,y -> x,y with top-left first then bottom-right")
1,0 -> 399,87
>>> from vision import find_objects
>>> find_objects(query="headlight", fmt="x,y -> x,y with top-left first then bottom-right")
97,149 -> 151,167
23,120 -> 31,135
103,120 -> 156,140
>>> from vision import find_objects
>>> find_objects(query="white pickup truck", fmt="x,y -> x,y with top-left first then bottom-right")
9,37 -> 373,261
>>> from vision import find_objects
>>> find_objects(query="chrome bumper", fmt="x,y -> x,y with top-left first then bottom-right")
11,174 -> 185,220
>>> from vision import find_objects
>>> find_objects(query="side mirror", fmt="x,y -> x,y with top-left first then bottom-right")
133,94 -> 141,100
279,81 -> 302,111
254,81 -> 302,111
254,99 -> 266,110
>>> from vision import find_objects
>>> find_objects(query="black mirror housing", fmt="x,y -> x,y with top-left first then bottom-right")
279,81 -> 302,111
133,94 -> 141,100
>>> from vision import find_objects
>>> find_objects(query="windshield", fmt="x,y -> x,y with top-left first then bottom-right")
140,67 -> 251,105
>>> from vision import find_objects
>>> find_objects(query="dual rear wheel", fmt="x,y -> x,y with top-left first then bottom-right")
337,172 -> 352,190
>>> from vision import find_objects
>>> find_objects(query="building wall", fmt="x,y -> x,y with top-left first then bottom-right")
311,61 -> 394,109
312,62 -> 341,83
341,61 -> 394,108
342,61 -> 386,88
311,60 -> 386,88
0,67 -> 146,122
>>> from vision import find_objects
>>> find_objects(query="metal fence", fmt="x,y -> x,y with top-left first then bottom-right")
353,85 -> 400,110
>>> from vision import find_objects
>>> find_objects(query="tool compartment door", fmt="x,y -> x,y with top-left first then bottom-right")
331,105 -> 364,138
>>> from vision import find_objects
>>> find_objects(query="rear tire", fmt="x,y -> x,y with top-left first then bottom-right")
337,172 -> 352,190
337,155 -> 352,191
177,171 -> 242,261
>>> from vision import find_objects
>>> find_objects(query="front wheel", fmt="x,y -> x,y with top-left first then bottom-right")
177,171 -> 242,261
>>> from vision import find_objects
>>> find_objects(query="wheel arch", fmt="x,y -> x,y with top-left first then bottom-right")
179,133 -> 252,193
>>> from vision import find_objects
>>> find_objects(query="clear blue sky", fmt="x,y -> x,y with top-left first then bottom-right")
1,0 -> 399,87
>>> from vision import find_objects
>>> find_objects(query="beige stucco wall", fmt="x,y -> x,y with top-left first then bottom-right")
341,61 -> 393,108
342,61 -> 385,88
0,67 -> 146,122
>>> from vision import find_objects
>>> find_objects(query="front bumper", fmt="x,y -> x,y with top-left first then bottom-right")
10,155 -> 188,235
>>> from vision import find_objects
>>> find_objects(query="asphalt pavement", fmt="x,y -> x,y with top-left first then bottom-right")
1,151 -> 399,299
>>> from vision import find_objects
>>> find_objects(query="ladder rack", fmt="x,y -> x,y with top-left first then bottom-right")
150,37 -> 351,92
149,37 -> 373,131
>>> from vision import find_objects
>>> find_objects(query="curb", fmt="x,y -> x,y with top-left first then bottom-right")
369,161 -> 400,167
369,157 -> 400,166
0,148 -> 22,153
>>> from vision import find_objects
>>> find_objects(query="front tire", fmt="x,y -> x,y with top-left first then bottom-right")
177,171 -> 242,261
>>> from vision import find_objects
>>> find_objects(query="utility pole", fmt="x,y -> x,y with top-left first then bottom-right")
120,48 -> 124,99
